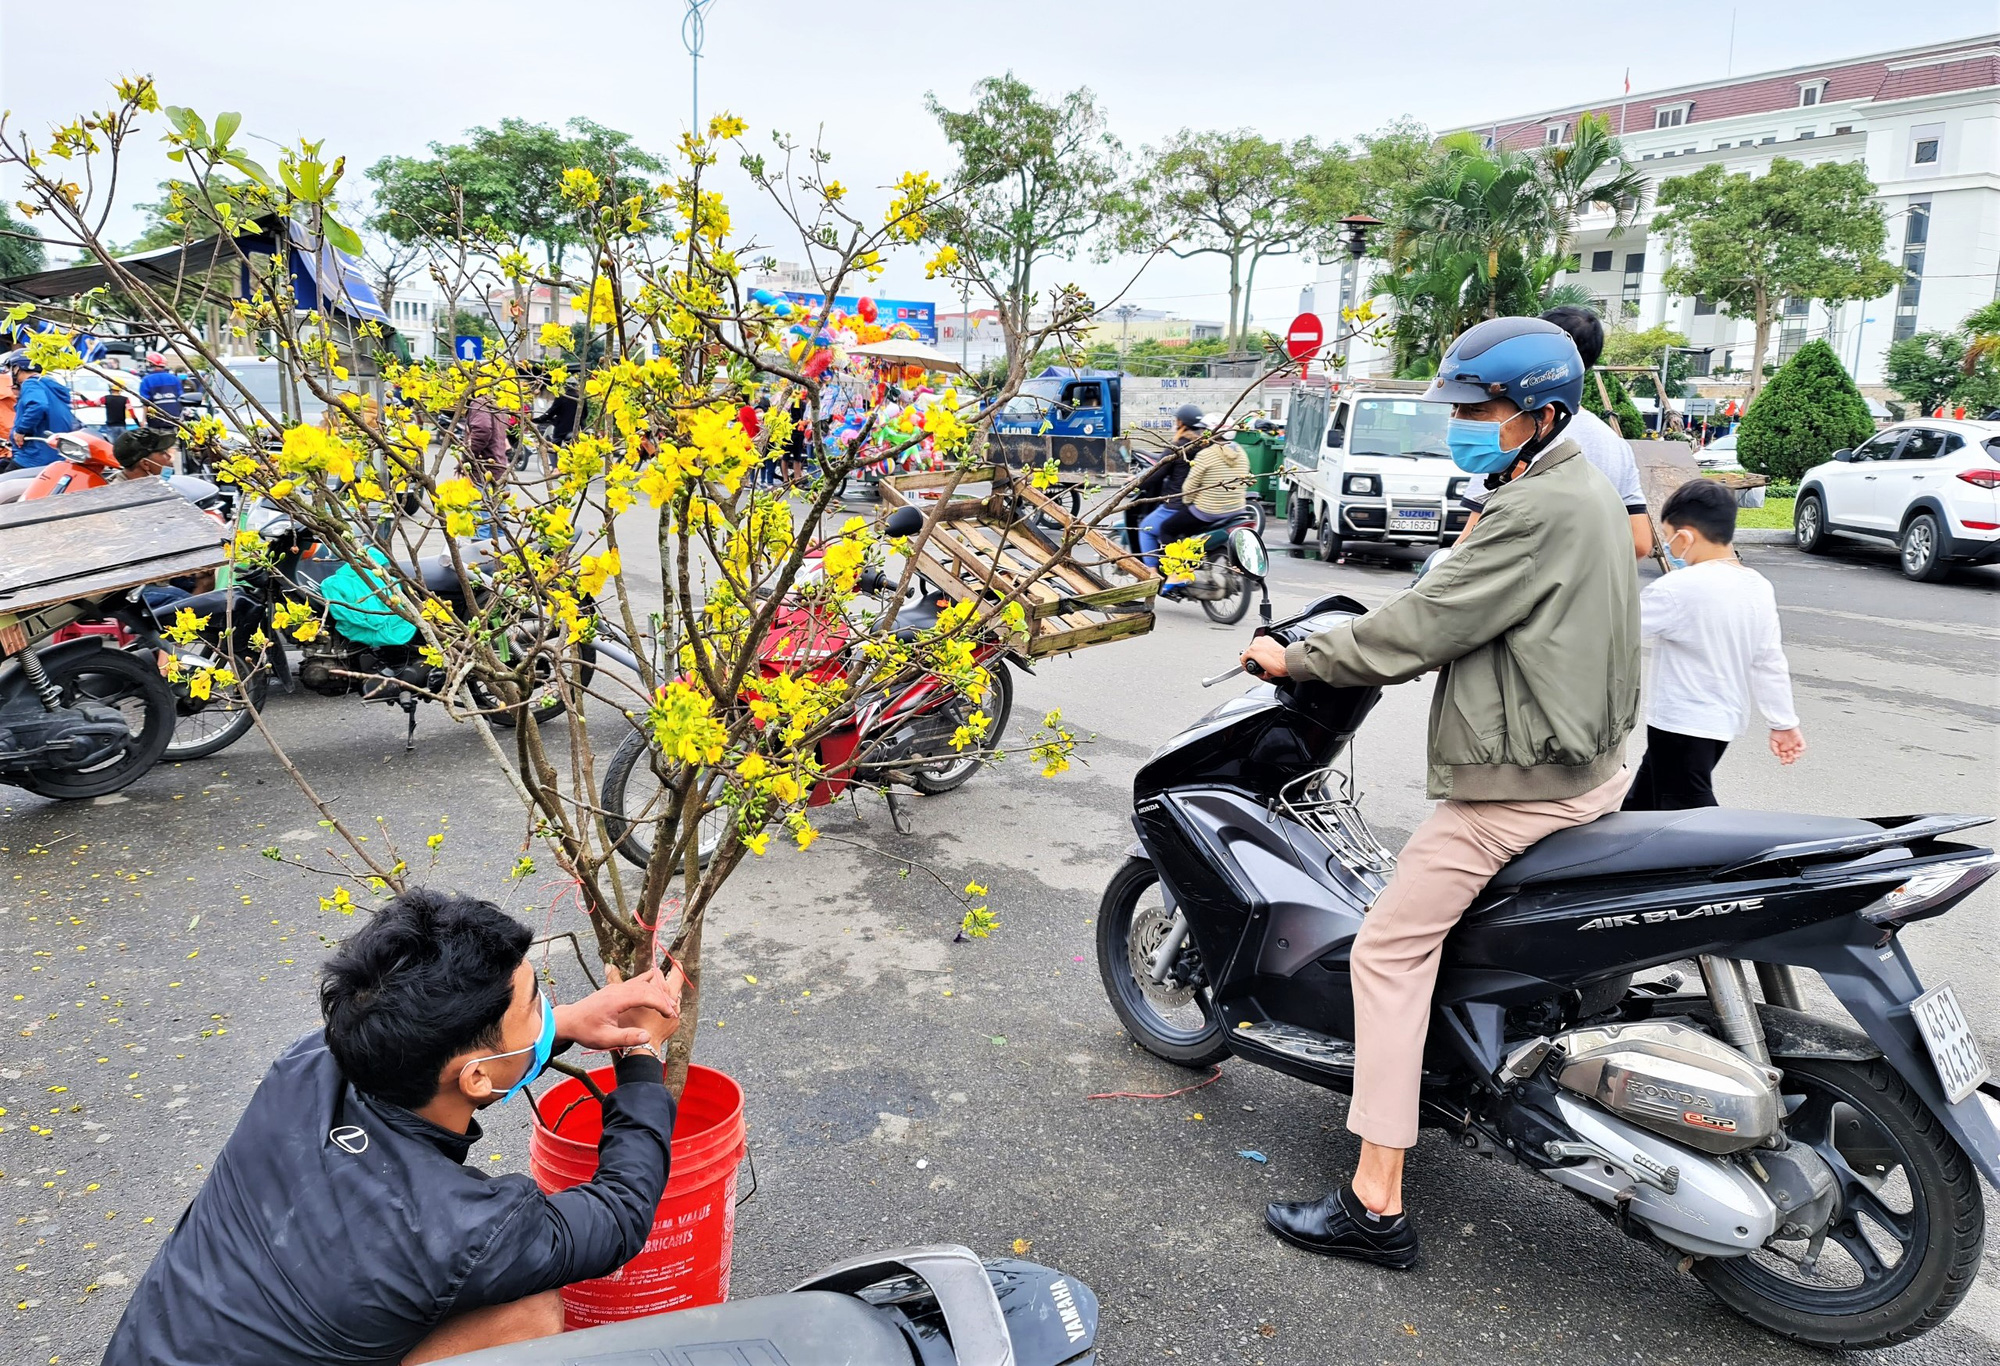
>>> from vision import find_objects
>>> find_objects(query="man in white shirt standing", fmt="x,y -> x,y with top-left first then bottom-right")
1625,478 -> 1806,809
1457,306 -> 1655,560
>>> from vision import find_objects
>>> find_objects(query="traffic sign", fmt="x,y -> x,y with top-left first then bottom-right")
1285,312 -> 1324,362
1685,397 -> 1717,416
454,334 -> 485,362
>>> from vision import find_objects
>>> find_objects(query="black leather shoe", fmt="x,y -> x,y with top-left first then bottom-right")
1264,1185 -> 1420,1269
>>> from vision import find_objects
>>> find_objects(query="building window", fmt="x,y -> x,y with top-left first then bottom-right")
1893,200 -> 1930,343
1621,253 -> 1645,320
1684,147 -> 1697,156
1693,296 -> 1717,316
1642,152 -> 1655,160
1833,125 -> 1853,135
1687,349 -> 1712,377
1913,138 -> 1939,165
1480,133 -> 1494,150
1591,298 -> 1611,319
1796,129 -> 1816,140
1655,104 -> 1689,129
1798,81 -> 1826,107
1545,123 -> 1567,145
1590,250 -> 1613,272
1779,296 -> 1811,362
1758,134 -> 1777,144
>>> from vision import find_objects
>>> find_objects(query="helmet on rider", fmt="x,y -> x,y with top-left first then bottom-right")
1423,317 -> 1585,475
1172,403 -> 1206,431
144,350 -> 170,368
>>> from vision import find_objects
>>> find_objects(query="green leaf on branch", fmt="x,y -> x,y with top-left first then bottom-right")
213,111 -> 242,148
321,214 -> 364,257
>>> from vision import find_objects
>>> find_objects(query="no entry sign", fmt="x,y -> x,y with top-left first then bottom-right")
1286,312 -> 1324,362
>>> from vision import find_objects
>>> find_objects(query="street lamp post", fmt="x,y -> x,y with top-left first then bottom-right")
683,1 -> 719,135
1334,214 -> 1381,380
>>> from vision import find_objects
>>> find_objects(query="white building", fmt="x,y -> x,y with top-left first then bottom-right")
1334,35 -> 2000,389
383,283 -> 440,361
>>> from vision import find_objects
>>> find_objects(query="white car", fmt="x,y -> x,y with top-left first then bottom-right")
1279,382 -> 1470,561
1794,418 -> 2000,581
1696,432 -> 1741,470
67,367 -> 146,430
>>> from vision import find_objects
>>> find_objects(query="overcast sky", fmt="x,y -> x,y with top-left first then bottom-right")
2,1 -> 1992,323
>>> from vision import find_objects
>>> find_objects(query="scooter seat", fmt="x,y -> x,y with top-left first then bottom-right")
434,1289 -> 914,1365
1486,808 -> 1881,891
396,553 -> 475,595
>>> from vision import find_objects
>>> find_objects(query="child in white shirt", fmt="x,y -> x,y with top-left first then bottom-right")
1624,479 -> 1806,810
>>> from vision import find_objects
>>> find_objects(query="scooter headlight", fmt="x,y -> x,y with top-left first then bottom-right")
1860,855 -> 1999,925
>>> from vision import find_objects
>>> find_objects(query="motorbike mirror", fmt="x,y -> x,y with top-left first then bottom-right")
1228,528 -> 1268,579
881,506 -> 924,538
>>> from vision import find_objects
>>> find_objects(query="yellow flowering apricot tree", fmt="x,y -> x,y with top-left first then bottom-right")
2,80 -> 1132,1093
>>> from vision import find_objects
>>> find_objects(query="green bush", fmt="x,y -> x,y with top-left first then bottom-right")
1737,339 -> 1874,482
1583,367 -> 1647,439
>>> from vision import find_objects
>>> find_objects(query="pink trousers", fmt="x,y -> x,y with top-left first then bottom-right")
1345,768 -> 1631,1149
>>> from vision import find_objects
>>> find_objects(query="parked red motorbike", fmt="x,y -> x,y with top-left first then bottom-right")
599,506 -> 1016,869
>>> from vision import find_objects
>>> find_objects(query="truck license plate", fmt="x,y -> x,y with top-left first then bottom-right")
1911,983 -> 1991,1105
1389,511 -> 1439,532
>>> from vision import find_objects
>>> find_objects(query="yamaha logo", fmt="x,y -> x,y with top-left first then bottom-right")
329,1125 -> 369,1154
1578,897 -> 1764,932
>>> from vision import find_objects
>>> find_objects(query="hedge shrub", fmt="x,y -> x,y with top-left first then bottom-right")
1737,339 -> 1875,482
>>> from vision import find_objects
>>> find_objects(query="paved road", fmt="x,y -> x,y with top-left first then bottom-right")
3,521 -> 1996,1364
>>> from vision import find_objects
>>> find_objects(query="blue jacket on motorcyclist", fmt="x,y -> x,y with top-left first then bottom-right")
5,355 -> 79,468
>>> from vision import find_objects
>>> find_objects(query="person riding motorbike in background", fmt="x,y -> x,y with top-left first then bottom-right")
3,353 -> 79,470
1134,403 -> 1209,567
138,350 -> 186,430
1239,317 -> 1639,1270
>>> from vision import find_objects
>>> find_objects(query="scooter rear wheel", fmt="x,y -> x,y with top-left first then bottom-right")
1692,1056 -> 1984,1349
18,647 -> 175,800
1096,858 -> 1228,1067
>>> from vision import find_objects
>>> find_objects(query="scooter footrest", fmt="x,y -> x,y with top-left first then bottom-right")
1234,1021 -> 1357,1071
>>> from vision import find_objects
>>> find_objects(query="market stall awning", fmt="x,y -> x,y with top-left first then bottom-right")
0,216 -> 391,329
846,339 -> 964,375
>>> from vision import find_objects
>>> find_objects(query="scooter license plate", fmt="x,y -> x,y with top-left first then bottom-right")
1388,512 -> 1439,532
1911,983 -> 1991,1105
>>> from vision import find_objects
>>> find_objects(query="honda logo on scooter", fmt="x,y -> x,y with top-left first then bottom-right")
1577,897 -> 1764,932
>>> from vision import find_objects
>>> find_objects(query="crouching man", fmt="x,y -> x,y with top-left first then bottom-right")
103,889 -> 683,1365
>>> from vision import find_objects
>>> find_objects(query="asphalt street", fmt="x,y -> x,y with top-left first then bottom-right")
3,517 -> 1997,1365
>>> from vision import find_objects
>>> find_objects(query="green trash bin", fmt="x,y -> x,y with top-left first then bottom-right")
1234,430 -> 1282,504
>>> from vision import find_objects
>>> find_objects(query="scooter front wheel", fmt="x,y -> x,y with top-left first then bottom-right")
1096,858 -> 1229,1067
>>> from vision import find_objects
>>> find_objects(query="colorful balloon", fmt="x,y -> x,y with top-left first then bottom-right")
857,297 -> 879,323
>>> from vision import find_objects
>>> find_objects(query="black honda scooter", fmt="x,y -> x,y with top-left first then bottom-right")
1097,568 -> 2000,1350
436,1245 -> 1098,1366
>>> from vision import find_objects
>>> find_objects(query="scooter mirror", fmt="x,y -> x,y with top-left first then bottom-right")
1228,527 -> 1268,579
881,506 -> 924,538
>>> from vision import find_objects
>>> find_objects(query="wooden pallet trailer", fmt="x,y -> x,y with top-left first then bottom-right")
876,465 -> 1160,658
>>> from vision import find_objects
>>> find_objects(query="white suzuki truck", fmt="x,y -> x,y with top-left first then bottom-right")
1278,379 -> 1473,561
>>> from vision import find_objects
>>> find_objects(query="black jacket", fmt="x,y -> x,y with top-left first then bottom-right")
102,1031 -> 674,1365
1135,437 -> 1197,509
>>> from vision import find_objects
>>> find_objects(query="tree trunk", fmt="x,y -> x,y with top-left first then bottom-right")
1226,253 -> 1243,353
1747,285 -> 1771,404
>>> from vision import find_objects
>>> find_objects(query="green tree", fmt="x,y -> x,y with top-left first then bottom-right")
1653,158 -> 1899,403
1884,332 -> 1964,413
1353,119 -> 1442,219
1736,338 -> 1874,481
368,118 -> 661,356
925,74 -> 1123,369
0,204 -> 43,277
1602,323 -> 1701,396
1115,129 -> 1358,350
1537,113 -> 1648,258
123,176 -> 278,251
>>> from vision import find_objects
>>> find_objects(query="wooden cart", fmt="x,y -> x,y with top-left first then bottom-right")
876,464 -> 1160,657
0,479 -> 229,650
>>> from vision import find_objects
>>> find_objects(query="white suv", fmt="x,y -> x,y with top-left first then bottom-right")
1794,418 -> 2000,581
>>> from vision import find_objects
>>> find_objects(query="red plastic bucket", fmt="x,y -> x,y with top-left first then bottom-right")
530,1063 -> 747,1326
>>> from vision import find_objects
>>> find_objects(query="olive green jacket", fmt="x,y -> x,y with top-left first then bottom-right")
1283,440 -> 1639,801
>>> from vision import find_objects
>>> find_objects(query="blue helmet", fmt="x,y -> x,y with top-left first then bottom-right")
1423,317 -> 1585,417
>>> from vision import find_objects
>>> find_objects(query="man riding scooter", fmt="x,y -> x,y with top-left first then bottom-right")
2,351 -> 80,470
1238,316 -> 1639,1267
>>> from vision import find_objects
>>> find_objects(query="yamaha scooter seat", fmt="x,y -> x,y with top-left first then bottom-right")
435,1289 -> 914,1364
396,553 -> 475,595
1487,808 -> 1881,891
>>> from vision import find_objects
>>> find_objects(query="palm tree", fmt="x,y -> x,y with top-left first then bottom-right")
1537,113 -> 1649,259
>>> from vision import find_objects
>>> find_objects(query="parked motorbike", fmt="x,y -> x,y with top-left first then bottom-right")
1,595 -> 177,800
1098,592 -> 2000,1349
437,1245 -> 1098,1366
600,505 -> 1015,868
